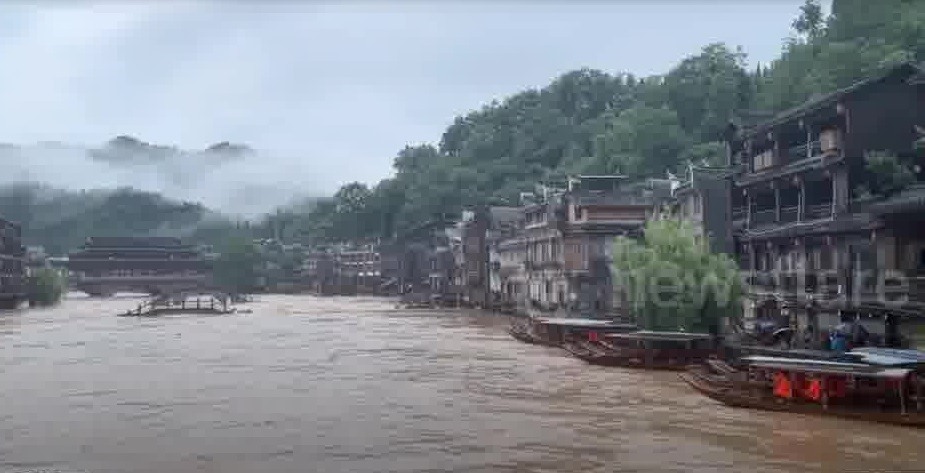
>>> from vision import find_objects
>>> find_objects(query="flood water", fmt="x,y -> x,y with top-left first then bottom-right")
1,295 -> 923,473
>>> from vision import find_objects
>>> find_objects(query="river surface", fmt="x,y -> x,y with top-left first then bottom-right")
1,295 -> 923,473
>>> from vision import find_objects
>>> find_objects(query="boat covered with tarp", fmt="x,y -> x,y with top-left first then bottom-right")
507,317 -> 636,347
681,347 -> 925,427
565,330 -> 716,370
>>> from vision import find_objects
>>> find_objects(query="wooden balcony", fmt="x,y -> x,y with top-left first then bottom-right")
745,270 -> 925,309
805,202 -> 833,220
751,209 -> 776,228
732,206 -> 746,222
786,140 -> 822,162
779,206 -> 799,224
742,201 -> 834,232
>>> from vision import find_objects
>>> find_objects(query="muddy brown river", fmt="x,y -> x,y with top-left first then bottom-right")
1,295 -> 923,473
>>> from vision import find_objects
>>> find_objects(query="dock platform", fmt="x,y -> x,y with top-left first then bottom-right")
118,293 -> 236,317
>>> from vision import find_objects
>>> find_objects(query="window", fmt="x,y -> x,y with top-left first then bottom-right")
753,149 -> 774,170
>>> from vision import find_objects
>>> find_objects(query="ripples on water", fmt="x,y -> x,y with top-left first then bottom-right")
0,295 -> 922,473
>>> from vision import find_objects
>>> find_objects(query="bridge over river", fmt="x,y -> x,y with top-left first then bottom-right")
65,236 -> 213,297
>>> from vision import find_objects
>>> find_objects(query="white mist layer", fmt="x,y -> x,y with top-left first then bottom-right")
1,142 -> 320,218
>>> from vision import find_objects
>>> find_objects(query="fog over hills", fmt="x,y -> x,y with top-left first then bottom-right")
0,136 -> 319,217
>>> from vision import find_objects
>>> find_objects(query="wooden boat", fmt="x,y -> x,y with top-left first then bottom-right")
562,338 -> 633,366
576,331 -> 716,370
507,320 -> 544,345
507,317 -> 636,347
681,348 -> 925,427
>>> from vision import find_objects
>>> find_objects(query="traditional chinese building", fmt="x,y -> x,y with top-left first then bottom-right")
500,175 -> 670,318
303,249 -> 336,295
336,245 -> 382,294
66,236 -> 211,296
486,206 -> 524,311
382,219 -> 459,305
0,218 -> 26,309
726,61 -> 925,348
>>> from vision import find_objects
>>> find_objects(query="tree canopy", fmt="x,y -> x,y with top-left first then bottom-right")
212,236 -> 261,295
612,219 -> 743,332
26,267 -> 66,307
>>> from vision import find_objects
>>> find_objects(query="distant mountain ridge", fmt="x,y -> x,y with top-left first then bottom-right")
88,135 -> 254,165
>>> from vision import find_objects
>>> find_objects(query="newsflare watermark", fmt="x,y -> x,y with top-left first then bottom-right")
612,267 -> 916,308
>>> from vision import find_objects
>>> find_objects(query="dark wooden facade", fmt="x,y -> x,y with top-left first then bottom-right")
303,250 -> 337,295
380,219 -> 460,305
726,62 -> 925,348
672,166 -> 733,255
0,218 -> 26,308
459,209 -> 490,308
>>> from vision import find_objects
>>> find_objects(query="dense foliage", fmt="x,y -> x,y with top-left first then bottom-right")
0,184 -> 211,255
0,183 -> 319,255
212,236 -> 261,295
855,151 -> 917,199
26,268 -> 66,307
307,0 -> 925,244
612,219 -> 742,332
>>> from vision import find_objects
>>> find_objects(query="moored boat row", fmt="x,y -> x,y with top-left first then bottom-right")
508,316 -> 925,427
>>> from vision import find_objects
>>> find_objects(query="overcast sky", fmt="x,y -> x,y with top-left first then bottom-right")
0,1 -> 808,194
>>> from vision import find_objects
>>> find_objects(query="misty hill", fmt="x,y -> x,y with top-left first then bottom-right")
0,137 -> 317,217
0,183 -> 323,255
0,183 -> 213,255
89,135 -> 254,165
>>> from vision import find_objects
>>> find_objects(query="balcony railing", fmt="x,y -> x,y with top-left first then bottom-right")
787,140 -> 822,162
745,270 -> 925,306
805,202 -> 833,220
751,209 -> 776,228
779,206 -> 799,224
732,206 -> 746,222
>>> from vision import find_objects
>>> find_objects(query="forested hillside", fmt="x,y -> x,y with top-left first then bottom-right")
306,0 -> 925,243
0,183 -> 311,255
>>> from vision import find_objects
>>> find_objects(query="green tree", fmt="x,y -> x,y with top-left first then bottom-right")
856,151 -> 916,199
212,236 -> 260,295
593,106 -> 691,178
27,268 -> 66,307
792,0 -> 824,41
665,43 -> 753,141
681,141 -> 728,168
612,219 -> 742,332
